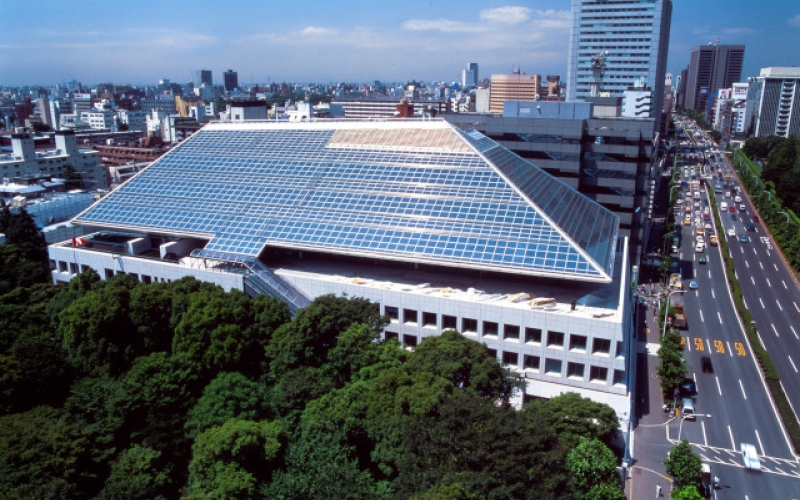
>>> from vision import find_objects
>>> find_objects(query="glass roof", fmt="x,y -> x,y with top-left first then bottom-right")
73,120 -> 619,282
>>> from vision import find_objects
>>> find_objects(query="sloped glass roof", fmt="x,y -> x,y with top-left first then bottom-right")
73,120 -> 619,282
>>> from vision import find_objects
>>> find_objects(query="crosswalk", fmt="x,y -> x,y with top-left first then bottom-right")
680,442 -> 800,478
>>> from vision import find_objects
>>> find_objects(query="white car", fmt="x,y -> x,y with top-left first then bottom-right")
734,196 -> 742,203
695,243 -> 705,253
741,443 -> 762,471
727,228 -> 736,237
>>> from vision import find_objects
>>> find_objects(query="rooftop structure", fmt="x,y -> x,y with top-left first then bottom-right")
746,67 -> 800,138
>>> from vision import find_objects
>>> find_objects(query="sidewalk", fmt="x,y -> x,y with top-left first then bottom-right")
626,283 -> 680,499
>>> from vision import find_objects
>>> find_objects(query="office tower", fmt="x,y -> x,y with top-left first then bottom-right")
223,69 -> 239,92
461,63 -> 478,88
489,72 -> 541,113
747,67 -> 800,138
195,69 -> 213,87
682,44 -> 745,113
567,0 -> 672,128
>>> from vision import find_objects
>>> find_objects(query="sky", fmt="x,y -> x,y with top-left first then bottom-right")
0,0 -> 799,88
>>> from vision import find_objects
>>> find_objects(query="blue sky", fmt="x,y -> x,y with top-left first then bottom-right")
1,0 -> 798,87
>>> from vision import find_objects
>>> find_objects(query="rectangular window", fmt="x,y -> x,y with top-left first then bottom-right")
590,366 -> 608,383
503,324 -> 520,341
569,334 -> 587,352
567,362 -> 585,379
616,341 -> 624,358
142,275 -> 152,284
105,268 -> 114,279
80,264 -> 90,273
525,327 -> 542,344
593,338 -> 611,355
422,312 -> 437,328
613,369 -> 626,386
385,306 -> 399,321
547,331 -> 565,348
442,315 -> 457,331
544,358 -> 562,376
403,309 -> 418,325
58,261 -> 68,273
486,348 -> 497,359
384,331 -> 399,341
482,321 -> 499,337
69,262 -> 78,274
462,318 -> 478,334
49,259 -> 56,270
523,355 -> 540,370
402,334 -> 418,347
502,351 -> 518,366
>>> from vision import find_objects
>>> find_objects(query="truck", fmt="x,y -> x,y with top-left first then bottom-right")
671,293 -> 687,329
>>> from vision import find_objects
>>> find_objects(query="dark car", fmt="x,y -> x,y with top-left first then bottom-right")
679,379 -> 697,397
701,356 -> 714,373
731,213 -> 737,221
739,234 -> 748,243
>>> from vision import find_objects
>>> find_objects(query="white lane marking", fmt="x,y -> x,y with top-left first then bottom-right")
711,288 -> 716,299
783,280 -> 788,289
726,341 -> 733,357
789,356 -> 798,373
694,268 -> 697,278
751,276 -> 755,285
740,246 -> 744,253
743,298 -> 748,309
685,335 -> 692,352
718,312 -> 723,324
745,260 -> 750,268
702,420 -> 708,447
739,379 -> 748,400
759,261 -> 764,270
752,246 -> 757,254
771,323 -> 780,337
699,310 -> 704,322
708,269 -> 712,279
777,300 -> 782,311
774,263 -> 778,271
715,376 -> 722,396
756,430 -> 765,457
728,425 -> 736,450
795,302 -> 800,313
791,325 -> 799,339
766,278 -> 771,287
759,297 -> 765,308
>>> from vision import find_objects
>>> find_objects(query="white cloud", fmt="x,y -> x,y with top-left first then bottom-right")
789,15 -> 800,27
302,26 -> 337,37
401,19 -> 486,33
479,6 -> 531,24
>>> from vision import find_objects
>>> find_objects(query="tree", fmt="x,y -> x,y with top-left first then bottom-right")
657,339 -> 687,399
2,206 -> 48,264
530,392 -> 620,447
0,243 -> 50,293
566,438 -> 622,499
663,438 -> 703,489
185,372 -> 271,439
324,322 -> 383,387
187,418 -> 285,500
671,485 -> 705,500
95,445 -> 174,500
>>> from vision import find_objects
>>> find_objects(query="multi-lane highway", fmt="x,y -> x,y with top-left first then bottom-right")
665,121 -> 800,498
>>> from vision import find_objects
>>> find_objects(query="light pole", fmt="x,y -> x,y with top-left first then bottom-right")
778,211 -> 792,225
662,290 -> 686,338
677,413 -> 712,441
760,191 -> 772,203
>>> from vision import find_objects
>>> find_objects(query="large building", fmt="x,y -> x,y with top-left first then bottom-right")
489,73 -> 541,113
195,69 -> 213,87
566,0 -> 672,130
462,63 -> 479,88
681,44 -> 745,114
223,69 -> 239,92
746,67 -> 800,138
48,119 -> 634,422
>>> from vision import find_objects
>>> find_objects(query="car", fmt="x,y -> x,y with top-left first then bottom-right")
698,255 -> 707,264
695,243 -> 704,253
741,443 -> 762,471
679,379 -> 697,397
701,356 -> 713,373
752,215 -> 759,222
740,204 -> 746,212
724,191 -> 731,198
727,228 -> 735,237
709,235 -> 718,246
739,234 -> 748,243
684,217 -> 691,226
731,213 -> 737,221
729,206 -> 736,212
734,195 -> 742,203
696,227 -> 704,235
704,223 -> 712,230
689,280 -> 698,289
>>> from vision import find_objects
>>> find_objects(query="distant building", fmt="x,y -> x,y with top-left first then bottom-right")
331,97 -> 448,119
195,69 -> 213,87
225,101 -> 268,122
461,63 -> 478,88
489,73 -> 541,113
681,44 -> 745,114
223,69 -> 239,92
747,67 -> 800,138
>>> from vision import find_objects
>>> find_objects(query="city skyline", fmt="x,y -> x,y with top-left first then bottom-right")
1,0 -> 798,87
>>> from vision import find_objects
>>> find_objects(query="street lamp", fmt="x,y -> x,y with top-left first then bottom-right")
662,290 -> 686,338
778,211 -> 791,224
677,413 -> 712,441
759,191 -> 772,203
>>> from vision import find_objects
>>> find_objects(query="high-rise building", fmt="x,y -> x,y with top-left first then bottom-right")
223,69 -> 239,92
566,0 -> 672,129
681,44 -> 745,113
747,67 -> 800,138
489,72 -> 541,113
195,69 -> 213,87
461,63 -> 478,88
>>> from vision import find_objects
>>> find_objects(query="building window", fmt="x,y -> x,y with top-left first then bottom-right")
385,331 -> 399,341
442,315 -> 457,331
525,327 -> 542,344
462,318 -> 478,334
503,324 -> 520,341
569,334 -> 587,352
613,369 -> 626,386
403,334 -> 418,347
502,351 -> 519,366
544,358 -> 562,376
58,261 -> 68,273
80,265 -> 90,273
486,348 -> 497,359
482,321 -> 499,337
567,362 -> 585,379
49,259 -> 56,270
593,338 -> 611,355
590,366 -> 608,383
69,262 -> 78,274
616,341 -> 624,358
403,309 -> 418,325
104,268 -> 114,279
547,331 -> 565,348
142,275 -> 152,284
385,306 -> 399,321
422,312 -> 437,328
523,355 -> 540,371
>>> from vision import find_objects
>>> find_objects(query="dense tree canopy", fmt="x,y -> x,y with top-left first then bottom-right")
0,272 -> 625,499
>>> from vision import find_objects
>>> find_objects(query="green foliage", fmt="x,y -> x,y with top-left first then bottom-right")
566,438 -> 620,496
657,336 -> 687,399
95,445 -> 173,500
0,243 -> 50,293
409,483 -> 469,500
671,485 -> 704,500
529,392 -> 620,448
663,438 -> 702,488
187,418 -> 284,500
185,372 -> 271,439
